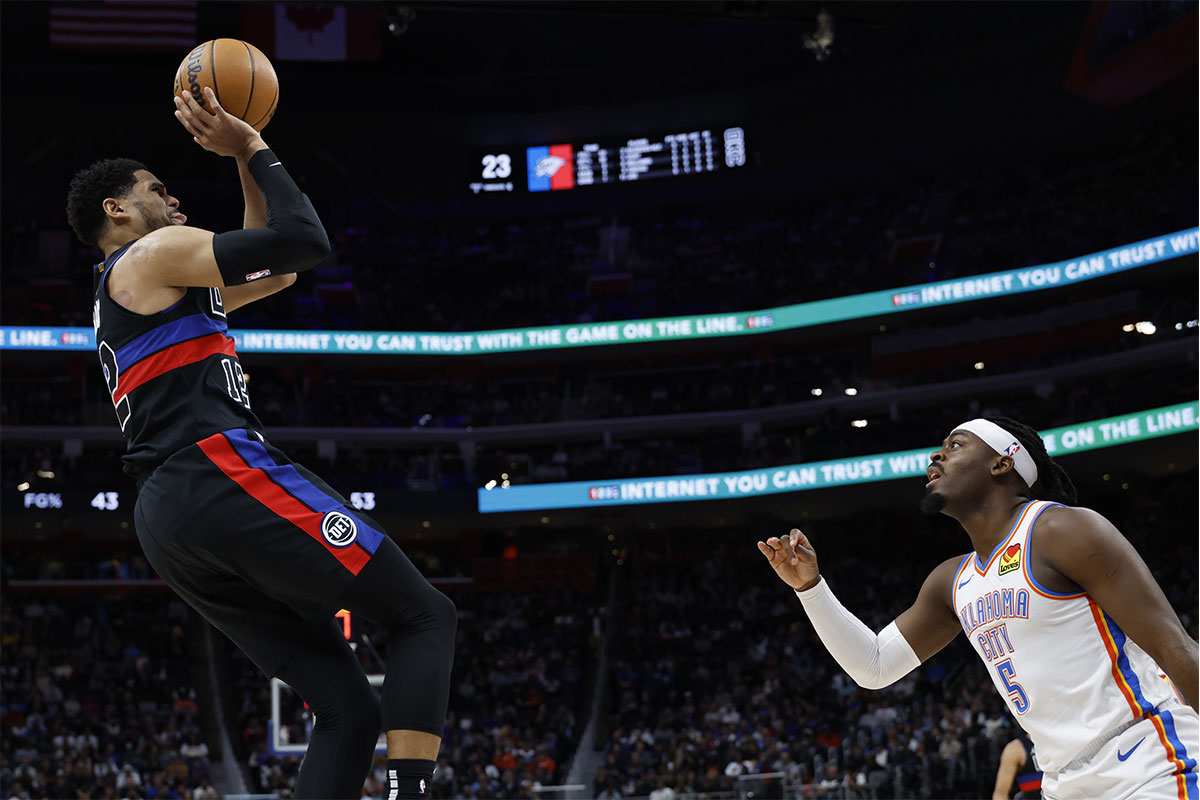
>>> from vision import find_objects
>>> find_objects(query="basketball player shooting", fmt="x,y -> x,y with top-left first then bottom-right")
65,87 -> 454,799
758,417 -> 1198,799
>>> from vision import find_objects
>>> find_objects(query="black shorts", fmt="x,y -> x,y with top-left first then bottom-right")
134,427 -> 389,676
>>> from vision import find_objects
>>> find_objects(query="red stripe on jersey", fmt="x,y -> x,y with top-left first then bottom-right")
196,433 -> 370,576
115,333 -> 236,400
1088,598 -> 1143,717
974,502 -> 1037,576
1147,714 -> 1190,800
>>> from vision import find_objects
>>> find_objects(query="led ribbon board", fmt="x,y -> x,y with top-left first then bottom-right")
476,402 -> 1199,513
4,229 -> 1195,353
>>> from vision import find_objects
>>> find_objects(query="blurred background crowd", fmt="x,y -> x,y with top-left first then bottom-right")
2,0 -> 1196,798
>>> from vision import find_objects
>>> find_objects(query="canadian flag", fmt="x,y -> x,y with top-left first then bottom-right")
242,3 -> 380,61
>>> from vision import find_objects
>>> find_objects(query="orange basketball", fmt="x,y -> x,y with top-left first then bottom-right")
173,39 -> 279,132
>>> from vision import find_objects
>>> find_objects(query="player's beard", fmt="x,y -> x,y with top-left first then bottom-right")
133,200 -> 170,233
920,489 -> 947,515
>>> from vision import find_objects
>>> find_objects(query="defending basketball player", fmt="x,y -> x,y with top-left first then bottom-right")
66,87 -> 454,799
759,417 -> 1198,799
993,733 -> 1042,799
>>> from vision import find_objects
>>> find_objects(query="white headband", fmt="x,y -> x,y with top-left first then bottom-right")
955,419 -> 1039,488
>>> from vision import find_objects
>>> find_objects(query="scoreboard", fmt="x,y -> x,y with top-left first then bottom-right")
469,125 -> 748,195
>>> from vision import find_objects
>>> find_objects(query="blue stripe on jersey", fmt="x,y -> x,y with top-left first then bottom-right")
101,240 -> 137,279
223,429 -> 384,556
975,500 -> 1034,572
1158,709 -> 1199,796
1102,610 -> 1154,715
1021,503 -> 1081,597
952,554 -> 971,606
114,313 -> 226,372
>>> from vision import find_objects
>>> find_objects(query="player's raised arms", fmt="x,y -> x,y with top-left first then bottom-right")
117,87 -> 328,295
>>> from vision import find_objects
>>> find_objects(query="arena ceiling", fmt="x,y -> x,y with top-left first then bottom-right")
1,1 -> 1093,113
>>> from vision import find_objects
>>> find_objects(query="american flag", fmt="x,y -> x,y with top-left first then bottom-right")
49,1 -> 197,52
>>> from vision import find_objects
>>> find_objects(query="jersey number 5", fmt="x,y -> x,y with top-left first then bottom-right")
996,659 -> 1029,715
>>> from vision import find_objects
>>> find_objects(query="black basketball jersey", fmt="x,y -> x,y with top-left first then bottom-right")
93,240 -> 264,478
1013,735 -> 1043,797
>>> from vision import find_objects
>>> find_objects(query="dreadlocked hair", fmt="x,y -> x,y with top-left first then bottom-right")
984,416 -> 1078,506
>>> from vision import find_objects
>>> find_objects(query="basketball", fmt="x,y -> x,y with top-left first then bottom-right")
173,39 -> 279,132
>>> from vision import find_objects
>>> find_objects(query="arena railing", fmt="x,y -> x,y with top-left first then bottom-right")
2,336 -> 1191,450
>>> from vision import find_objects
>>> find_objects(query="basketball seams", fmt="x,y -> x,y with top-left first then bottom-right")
248,83 -> 278,131
241,41 -> 255,120
209,40 -> 220,106
174,39 -> 276,132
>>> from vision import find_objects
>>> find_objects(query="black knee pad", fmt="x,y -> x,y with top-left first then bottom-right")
307,676 -> 380,735
348,680 -> 382,745
423,589 -> 458,639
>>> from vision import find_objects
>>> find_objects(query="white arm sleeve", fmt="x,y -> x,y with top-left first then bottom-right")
795,577 -> 921,690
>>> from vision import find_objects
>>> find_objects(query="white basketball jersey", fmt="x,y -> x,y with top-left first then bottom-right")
951,500 -> 1183,772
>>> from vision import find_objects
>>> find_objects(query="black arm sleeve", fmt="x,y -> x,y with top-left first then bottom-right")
211,148 -> 331,286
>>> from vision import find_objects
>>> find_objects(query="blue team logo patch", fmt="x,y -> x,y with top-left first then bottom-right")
321,510 -> 358,548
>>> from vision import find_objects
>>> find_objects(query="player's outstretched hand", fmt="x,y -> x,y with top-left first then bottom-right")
757,528 -> 821,592
174,86 -> 265,160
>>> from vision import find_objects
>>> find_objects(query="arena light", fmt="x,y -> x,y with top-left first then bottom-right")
1122,323 -> 1136,332
810,388 -> 823,396
484,480 -> 497,491
974,362 -> 986,370
16,482 -> 29,492
844,387 -> 858,396
1134,321 -> 1156,335
36,470 -> 54,479
1188,320 -> 1198,328
851,419 -> 868,428
802,8 -> 835,61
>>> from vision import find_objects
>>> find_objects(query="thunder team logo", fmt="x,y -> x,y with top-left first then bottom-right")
535,155 -> 566,178
998,543 -> 1021,576
526,144 -> 575,192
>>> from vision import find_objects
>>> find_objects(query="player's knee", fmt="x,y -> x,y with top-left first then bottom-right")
432,589 -> 457,630
310,675 -> 379,736
351,687 -> 382,750
421,588 -> 457,645
337,677 -> 381,750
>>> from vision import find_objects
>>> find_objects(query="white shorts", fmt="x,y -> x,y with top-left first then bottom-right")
1040,705 -> 1198,800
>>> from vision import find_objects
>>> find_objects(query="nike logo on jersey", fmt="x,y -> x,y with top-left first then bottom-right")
1117,737 -> 1145,761
957,575 -> 972,590
268,161 -> 282,167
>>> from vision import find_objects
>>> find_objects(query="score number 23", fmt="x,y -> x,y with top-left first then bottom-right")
481,154 -> 513,179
